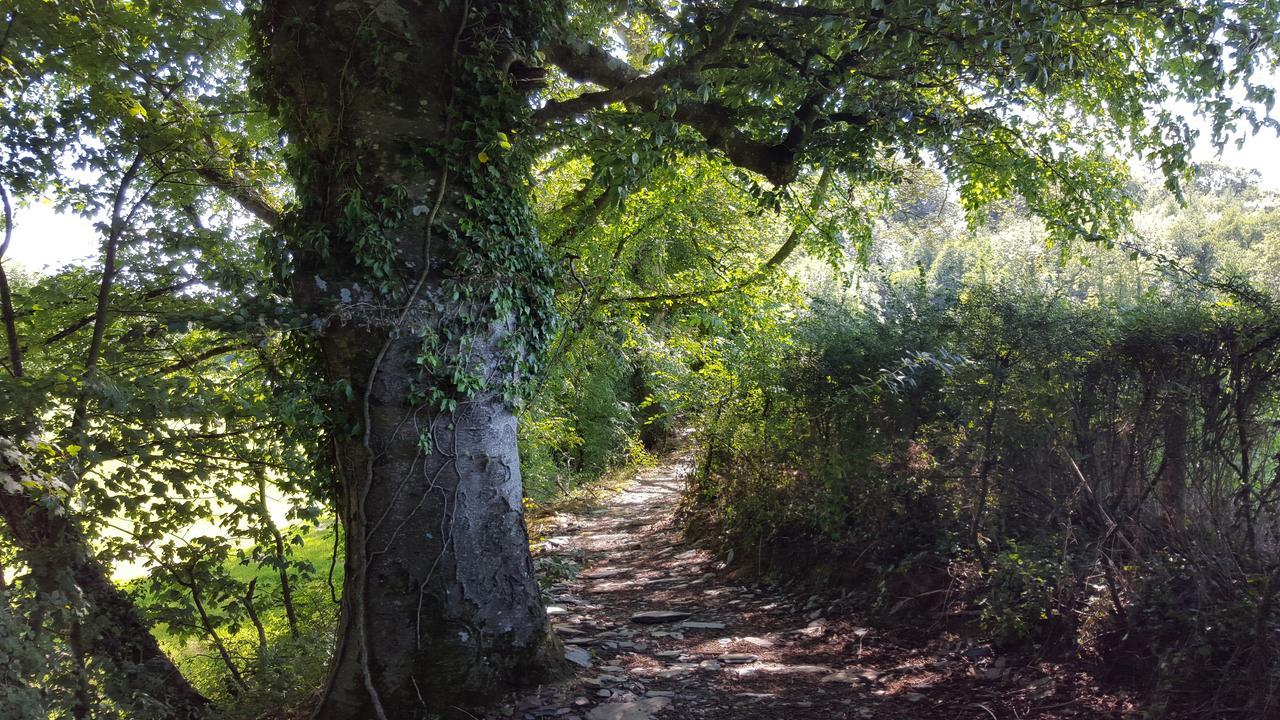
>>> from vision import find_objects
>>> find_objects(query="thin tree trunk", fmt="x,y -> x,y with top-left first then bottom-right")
1247,564 -> 1280,715
1231,347 -> 1256,550
256,469 -> 299,639
68,619 -> 92,720
186,579 -> 246,694
243,578 -> 269,664
970,354 -> 1009,571
69,150 -> 146,437
0,181 -> 22,378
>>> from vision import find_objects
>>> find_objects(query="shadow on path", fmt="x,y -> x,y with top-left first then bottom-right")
493,447 -> 1142,720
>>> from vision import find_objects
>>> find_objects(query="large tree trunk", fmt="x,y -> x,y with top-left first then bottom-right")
319,381 -> 558,717
255,1 -> 563,717
0,438 -> 210,719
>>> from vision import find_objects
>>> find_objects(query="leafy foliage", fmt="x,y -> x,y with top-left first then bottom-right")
685,170 -> 1280,714
1,0 -> 1279,717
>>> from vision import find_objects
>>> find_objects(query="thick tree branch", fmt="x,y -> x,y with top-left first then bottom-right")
194,163 -> 283,228
748,0 -> 854,18
542,38 -> 798,184
192,135 -> 283,228
550,184 -> 618,249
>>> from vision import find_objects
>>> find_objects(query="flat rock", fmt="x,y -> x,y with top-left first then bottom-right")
718,653 -> 757,664
630,610 -> 692,624
565,647 -> 593,668
676,621 -> 725,630
732,663 -> 831,678
586,697 -> 671,720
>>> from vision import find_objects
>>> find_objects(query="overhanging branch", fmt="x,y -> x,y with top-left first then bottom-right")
195,165 -> 283,228
602,165 -> 833,306
542,25 -> 800,185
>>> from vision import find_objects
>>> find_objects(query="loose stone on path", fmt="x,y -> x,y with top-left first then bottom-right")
676,620 -> 725,630
584,697 -> 672,720
629,610 -> 692,624
564,647 -> 593,668
581,567 -> 629,579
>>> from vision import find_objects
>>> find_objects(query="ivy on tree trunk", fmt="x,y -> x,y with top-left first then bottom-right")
253,0 -> 564,715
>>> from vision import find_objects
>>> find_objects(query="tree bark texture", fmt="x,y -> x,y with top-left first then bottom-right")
256,1 -> 563,717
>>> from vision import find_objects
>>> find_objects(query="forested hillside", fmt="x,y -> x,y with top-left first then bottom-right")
1,1 -> 1279,719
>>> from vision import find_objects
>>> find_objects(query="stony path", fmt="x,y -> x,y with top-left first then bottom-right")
492,447 -> 1141,720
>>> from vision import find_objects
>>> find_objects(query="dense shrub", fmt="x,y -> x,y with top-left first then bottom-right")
686,272 -> 1280,714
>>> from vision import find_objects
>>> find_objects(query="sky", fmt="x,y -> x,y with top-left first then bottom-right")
7,203 -> 98,272
5,102 -> 1280,273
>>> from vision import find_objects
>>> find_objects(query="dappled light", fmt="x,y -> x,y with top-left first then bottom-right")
2,2 -> 1280,720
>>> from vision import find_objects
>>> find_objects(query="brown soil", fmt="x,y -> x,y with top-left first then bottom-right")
491,447 -> 1148,720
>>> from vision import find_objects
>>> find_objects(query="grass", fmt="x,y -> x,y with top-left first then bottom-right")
129,525 -> 343,718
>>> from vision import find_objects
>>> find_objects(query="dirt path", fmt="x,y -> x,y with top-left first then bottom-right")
494,447 -> 1141,720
